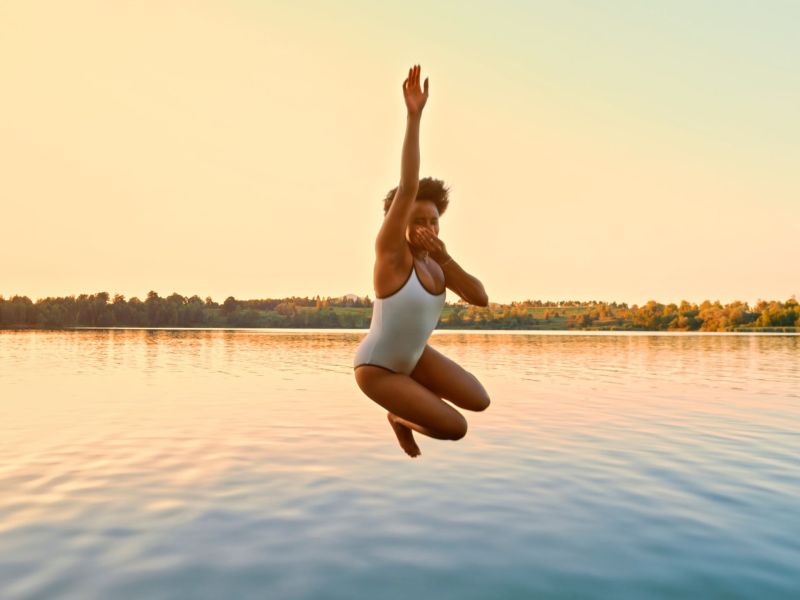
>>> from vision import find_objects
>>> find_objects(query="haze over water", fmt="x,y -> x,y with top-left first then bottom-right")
1,330 -> 798,599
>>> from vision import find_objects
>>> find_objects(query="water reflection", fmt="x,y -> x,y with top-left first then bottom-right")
0,330 -> 798,599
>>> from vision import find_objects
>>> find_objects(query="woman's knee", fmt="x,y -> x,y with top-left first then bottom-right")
475,393 -> 490,412
446,414 -> 468,440
470,374 -> 491,411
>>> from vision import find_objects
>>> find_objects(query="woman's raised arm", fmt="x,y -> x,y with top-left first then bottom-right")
375,65 -> 429,258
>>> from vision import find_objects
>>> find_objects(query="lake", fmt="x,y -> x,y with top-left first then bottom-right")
1,329 -> 798,599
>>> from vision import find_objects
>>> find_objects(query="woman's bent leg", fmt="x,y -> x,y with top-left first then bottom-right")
354,365 -> 468,441
410,345 -> 490,412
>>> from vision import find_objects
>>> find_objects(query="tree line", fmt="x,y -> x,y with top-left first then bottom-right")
0,292 -> 797,331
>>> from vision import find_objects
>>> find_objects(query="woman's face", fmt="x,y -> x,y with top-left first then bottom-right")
405,200 -> 440,248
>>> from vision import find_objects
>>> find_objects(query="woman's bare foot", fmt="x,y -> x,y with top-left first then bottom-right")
387,412 -> 421,458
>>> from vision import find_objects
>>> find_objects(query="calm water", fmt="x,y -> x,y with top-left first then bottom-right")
1,329 -> 798,599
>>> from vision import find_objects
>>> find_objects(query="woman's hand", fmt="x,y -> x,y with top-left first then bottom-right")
411,228 -> 450,264
403,64 -> 429,116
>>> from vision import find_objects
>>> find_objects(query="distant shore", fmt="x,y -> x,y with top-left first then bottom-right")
1,292 -> 798,333
2,326 -> 798,333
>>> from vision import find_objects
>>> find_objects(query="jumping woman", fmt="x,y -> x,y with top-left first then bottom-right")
353,64 -> 491,458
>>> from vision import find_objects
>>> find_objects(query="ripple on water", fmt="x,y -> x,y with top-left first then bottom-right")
0,330 -> 798,599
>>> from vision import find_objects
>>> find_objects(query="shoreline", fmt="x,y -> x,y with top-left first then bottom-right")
1,326 -> 798,335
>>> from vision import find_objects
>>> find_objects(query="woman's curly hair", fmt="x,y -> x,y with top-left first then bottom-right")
382,176 -> 450,217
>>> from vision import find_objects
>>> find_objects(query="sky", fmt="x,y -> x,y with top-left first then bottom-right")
1,0 -> 798,306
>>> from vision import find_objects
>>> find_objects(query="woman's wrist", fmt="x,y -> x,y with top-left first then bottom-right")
437,254 -> 454,267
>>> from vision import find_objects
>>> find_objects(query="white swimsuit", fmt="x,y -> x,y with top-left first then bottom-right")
353,261 -> 446,375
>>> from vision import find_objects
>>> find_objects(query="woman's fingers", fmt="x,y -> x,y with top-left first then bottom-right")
419,229 -> 440,250
402,65 -> 428,95
428,233 -> 444,252
414,229 -> 430,248
406,64 -> 420,90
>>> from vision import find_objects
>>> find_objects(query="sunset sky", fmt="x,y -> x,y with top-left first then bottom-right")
2,1 -> 797,306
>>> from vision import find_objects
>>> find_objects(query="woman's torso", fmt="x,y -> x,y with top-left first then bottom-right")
354,246 -> 446,374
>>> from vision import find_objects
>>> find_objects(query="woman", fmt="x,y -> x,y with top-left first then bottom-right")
353,64 -> 491,458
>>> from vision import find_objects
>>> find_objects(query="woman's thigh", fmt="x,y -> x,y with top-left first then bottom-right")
409,344 -> 490,411
354,365 -> 467,439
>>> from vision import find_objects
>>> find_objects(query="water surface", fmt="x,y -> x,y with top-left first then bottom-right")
1,330 -> 798,599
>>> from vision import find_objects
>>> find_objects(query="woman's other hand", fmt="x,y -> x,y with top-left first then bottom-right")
411,227 -> 449,264
403,64 -> 429,116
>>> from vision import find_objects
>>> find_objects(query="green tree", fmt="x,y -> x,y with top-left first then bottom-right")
222,296 -> 238,314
